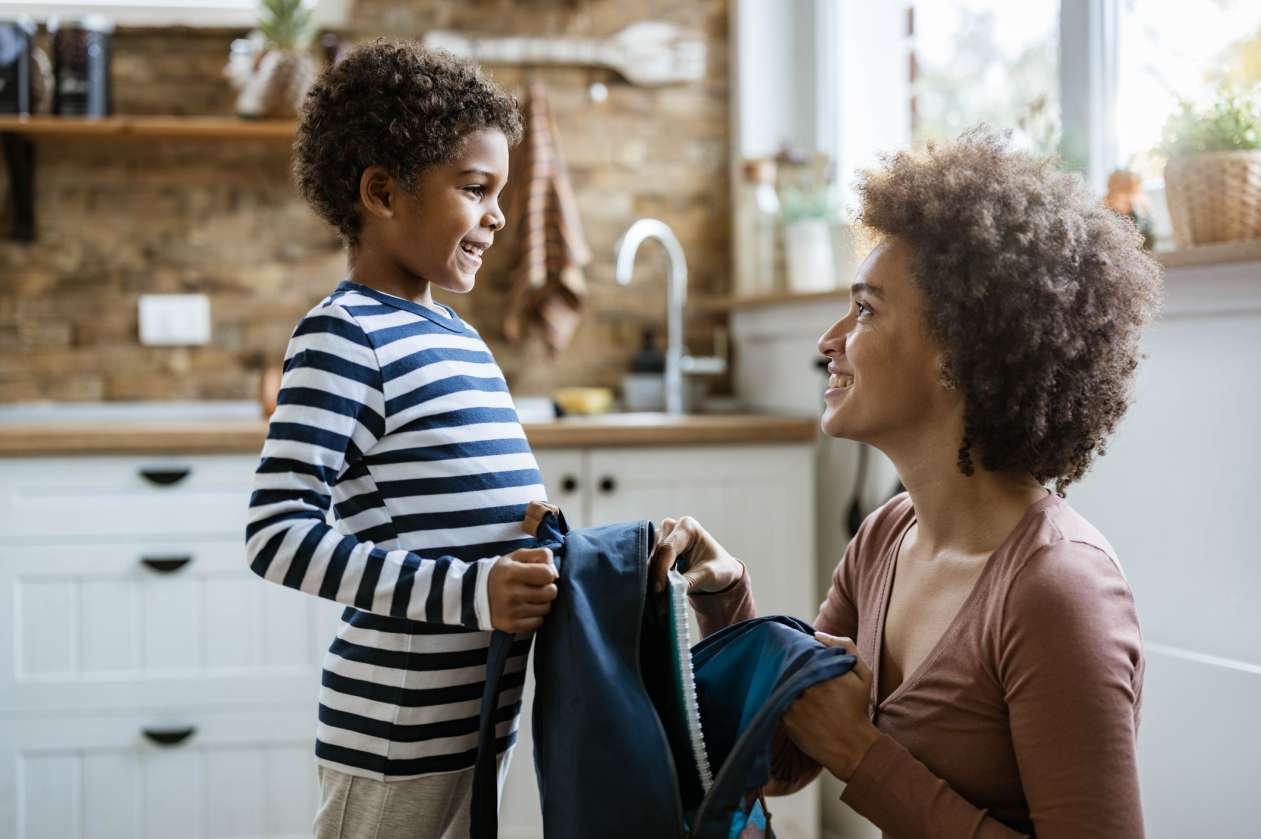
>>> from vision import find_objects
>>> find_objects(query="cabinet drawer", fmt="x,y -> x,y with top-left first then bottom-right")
0,707 -> 318,839
0,540 -> 343,713
0,455 -> 258,541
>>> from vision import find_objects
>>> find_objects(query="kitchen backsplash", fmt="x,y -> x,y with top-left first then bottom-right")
0,0 -> 730,402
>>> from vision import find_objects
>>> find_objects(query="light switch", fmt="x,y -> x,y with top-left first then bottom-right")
138,294 -> 212,346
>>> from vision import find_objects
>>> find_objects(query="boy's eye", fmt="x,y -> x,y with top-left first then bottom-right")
464,185 -> 486,197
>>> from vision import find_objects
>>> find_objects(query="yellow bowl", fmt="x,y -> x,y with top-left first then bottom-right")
552,387 -> 615,416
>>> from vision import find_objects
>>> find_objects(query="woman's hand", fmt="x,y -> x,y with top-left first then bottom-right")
648,516 -> 745,594
782,632 -> 882,782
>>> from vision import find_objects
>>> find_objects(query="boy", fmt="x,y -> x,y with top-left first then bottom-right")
245,40 -> 557,839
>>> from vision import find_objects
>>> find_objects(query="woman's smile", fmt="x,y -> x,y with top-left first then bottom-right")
825,369 -> 855,397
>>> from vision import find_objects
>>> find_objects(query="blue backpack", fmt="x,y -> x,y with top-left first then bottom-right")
471,505 -> 854,838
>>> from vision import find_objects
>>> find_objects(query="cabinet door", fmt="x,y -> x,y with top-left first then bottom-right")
588,445 -> 816,617
0,708 -> 317,839
530,448 -> 588,528
0,540 -> 342,713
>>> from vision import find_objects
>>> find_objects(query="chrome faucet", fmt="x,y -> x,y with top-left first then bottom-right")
614,219 -> 726,415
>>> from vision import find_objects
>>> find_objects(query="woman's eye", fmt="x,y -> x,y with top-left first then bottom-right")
855,301 -> 872,319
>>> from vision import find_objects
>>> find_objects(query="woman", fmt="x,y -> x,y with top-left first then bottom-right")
650,132 -> 1161,838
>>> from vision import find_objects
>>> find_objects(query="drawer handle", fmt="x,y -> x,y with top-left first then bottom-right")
561,475 -> 579,493
139,467 -> 191,487
598,476 -> 616,494
140,555 -> 192,574
142,726 -> 196,747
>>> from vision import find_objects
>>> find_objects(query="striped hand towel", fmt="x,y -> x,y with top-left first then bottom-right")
500,83 -> 591,353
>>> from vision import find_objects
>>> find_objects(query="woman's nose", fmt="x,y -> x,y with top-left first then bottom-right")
817,318 -> 848,358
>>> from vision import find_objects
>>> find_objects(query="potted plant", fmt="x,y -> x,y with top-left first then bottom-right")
230,0 -> 318,120
1159,89 -> 1261,248
780,182 -> 841,293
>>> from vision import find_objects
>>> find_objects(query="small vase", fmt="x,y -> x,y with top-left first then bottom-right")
235,48 -> 316,120
784,219 -> 837,293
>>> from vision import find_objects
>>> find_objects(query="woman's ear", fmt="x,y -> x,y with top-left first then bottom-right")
359,166 -> 395,220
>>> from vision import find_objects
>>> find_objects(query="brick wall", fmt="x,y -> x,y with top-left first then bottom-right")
0,0 -> 730,403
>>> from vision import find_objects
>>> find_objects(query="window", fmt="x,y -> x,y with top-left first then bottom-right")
911,0 -> 1061,155
1116,0 -> 1261,183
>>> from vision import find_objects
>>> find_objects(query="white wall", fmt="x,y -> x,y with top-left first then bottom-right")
1067,258 -> 1261,838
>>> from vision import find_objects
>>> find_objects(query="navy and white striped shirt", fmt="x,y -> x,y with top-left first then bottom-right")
246,279 -> 547,780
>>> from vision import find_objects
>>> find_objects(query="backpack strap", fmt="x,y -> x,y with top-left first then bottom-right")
470,502 -> 568,839
471,628 -> 516,839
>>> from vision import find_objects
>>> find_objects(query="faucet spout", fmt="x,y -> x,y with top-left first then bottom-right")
614,219 -> 689,414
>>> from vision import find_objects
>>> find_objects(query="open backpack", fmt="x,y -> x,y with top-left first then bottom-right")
470,502 -> 856,838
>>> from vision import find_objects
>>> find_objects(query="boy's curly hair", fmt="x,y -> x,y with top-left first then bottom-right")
858,130 -> 1162,494
293,39 -> 523,246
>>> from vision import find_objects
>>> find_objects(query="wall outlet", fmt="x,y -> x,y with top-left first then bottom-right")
138,294 -> 212,346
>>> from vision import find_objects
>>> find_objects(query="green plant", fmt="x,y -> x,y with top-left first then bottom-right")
258,0 -> 314,50
1158,89 -> 1261,158
779,184 -> 840,226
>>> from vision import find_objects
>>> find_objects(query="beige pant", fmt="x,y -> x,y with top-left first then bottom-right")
314,754 -> 511,839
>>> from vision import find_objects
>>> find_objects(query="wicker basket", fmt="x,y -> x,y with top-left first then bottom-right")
1164,150 -> 1261,248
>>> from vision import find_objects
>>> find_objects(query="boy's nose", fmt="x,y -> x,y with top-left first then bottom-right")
485,205 -> 505,231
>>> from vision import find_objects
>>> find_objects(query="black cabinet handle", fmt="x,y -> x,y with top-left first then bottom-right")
598,476 -> 617,494
140,555 -> 192,574
560,476 -> 579,493
142,726 -> 196,747
138,467 -> 191,487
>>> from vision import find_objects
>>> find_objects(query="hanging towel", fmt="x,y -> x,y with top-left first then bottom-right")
500,83 -> 591,352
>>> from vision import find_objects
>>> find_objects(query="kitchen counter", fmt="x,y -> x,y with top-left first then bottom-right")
0,410 -> 818,456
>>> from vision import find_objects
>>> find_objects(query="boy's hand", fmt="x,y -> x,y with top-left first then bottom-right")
487,547 -> 558,634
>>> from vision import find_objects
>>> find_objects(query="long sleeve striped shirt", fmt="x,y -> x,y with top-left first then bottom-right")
246,279 -> 547,780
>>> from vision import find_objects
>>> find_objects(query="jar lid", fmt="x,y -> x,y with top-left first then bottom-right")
48,14 -> 115,34
0,16 -> 37,35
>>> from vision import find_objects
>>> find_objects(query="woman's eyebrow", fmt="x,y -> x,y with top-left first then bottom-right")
851,282 -> 885,298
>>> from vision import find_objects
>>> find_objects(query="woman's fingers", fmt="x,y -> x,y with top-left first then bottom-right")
650,516 -> 701,593
648,527 -> 677,593
816,632 -> 872,683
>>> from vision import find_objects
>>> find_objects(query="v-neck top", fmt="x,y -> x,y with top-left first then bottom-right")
690,492 -> 1146,838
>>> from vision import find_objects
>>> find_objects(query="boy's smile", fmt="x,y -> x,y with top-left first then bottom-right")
352,127 -> 510,306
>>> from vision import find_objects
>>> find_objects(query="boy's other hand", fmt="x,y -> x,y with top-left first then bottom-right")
648,516 -> 745,595
488,547 -> 558,634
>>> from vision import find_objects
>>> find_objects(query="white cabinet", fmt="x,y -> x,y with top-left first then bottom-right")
0,454 -> 338,839
3,442 -> 818,839
505,442 -> 820,839
1,709 -> 317,839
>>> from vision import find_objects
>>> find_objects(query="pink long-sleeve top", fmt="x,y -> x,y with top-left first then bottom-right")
689,492 -> 1146,838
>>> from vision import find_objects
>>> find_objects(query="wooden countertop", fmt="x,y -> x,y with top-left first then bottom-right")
0,413 -> 817,456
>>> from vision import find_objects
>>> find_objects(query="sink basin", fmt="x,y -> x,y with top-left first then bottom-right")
0,400 -> 264,425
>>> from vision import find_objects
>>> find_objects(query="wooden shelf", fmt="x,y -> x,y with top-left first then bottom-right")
0,115 -> 296,241
705,240 -> 1261,314
1155,239 -> 1261,269
698,287 -> 849,313
0,115 -> 296,140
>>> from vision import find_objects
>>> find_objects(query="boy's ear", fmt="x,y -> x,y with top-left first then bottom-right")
359,165 -> 395,220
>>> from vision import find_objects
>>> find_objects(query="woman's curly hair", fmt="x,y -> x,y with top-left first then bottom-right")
293,39 -> 523,245
858,130 -> 1162,494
